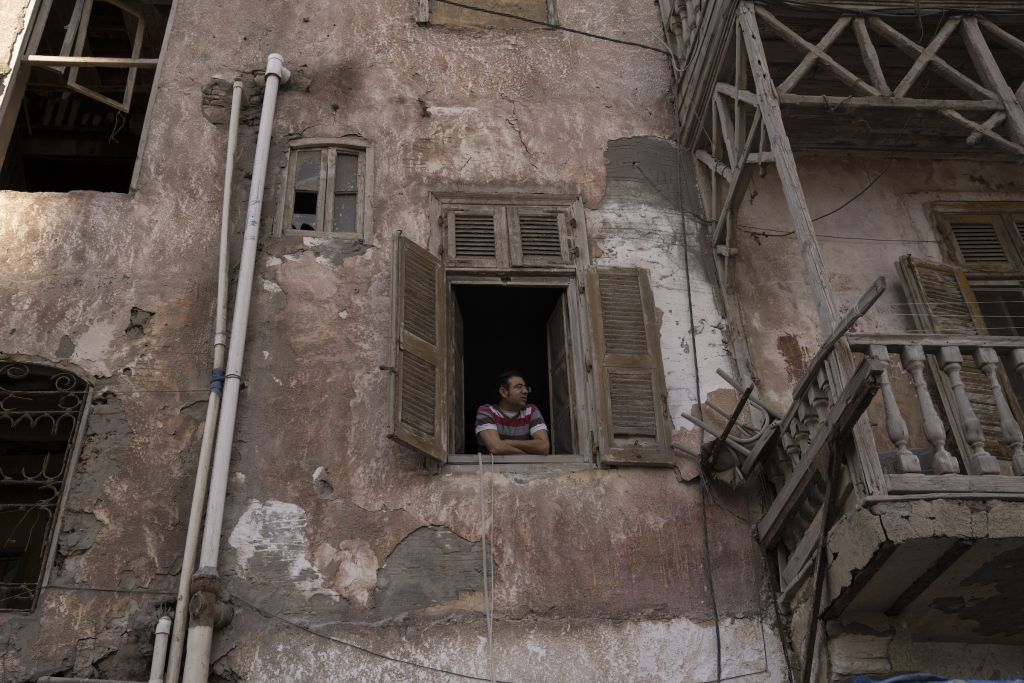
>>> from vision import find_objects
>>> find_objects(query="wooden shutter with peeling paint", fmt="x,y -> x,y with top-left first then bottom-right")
937,212 -> 1022,271
587,266 -> 673,466
445,205 -> 508,268
509,207 -> 573,267
389,235 -> 447,461
897,255 -> 1016,466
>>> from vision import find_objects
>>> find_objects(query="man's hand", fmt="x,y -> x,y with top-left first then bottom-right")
478,429 -> 550,455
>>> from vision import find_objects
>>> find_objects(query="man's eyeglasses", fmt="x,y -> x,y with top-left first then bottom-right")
510,384 -> 532,392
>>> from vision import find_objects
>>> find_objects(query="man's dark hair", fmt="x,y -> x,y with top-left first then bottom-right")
497,370 -> 524,391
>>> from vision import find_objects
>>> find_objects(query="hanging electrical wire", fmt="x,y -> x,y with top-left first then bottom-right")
431,0 -> 671,54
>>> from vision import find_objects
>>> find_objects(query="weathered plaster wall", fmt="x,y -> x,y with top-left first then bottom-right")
0,0 -> 785,680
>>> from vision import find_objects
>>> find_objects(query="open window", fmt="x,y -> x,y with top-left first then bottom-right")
0,362 -> 90,610
0,0 -> 172,192
389,202 -> 675,467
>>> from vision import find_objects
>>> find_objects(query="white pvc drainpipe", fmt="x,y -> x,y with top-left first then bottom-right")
148,616 -> 173,683
181,53 -> 289,683
162,78 -> 242,683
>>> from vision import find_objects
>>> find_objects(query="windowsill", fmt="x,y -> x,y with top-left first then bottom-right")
446,453 -> 589,465
281,231 -> 364,241
444,456 -> 595,474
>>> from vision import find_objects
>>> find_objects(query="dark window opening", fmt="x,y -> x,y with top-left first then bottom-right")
0,362 -> 88,610
453,285 -> 575,455
0,0 -> 171,193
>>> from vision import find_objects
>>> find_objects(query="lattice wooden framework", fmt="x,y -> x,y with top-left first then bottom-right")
697,3 -> 1024,272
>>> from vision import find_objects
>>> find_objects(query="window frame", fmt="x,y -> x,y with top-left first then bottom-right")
277,136 -> 374,243
0,0 -> 176,191
429,193 -> 591,465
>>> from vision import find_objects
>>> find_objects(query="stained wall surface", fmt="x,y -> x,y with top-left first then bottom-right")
0,0 -> 785,680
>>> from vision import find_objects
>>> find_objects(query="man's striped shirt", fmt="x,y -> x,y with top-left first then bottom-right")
474,404 -> 547,453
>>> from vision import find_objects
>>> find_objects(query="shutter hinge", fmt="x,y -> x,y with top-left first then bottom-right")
569,217 -> 577,231
570,246 -> 580,257
378,364 -> 396,374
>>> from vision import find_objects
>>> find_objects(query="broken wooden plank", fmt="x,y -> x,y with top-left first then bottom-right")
757,357 -> 887,548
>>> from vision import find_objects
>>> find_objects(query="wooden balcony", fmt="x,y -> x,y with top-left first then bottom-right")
749,325 -> 1024,644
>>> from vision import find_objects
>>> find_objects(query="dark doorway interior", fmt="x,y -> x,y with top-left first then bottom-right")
454,285 -> 563,454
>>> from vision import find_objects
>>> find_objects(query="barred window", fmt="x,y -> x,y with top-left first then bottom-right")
0,362 -> 89,610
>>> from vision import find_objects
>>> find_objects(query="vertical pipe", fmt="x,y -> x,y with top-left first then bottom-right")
149,616 -> 173,683
182,54 -> 289,683
163,79 -> 242,683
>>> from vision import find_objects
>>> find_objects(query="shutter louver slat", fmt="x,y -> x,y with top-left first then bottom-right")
599,273 -> 650,355
947,218 -> 1011,265
520,214 -> 562,258
453,213 -> 497,260
511,210 -> 570,266
609,371 -> 659,437
588,267 -> 673,466
404,253 -> 438,344
400,352 -> 436,435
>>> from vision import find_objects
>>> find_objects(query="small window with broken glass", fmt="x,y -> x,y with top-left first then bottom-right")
279,138 -> 373,241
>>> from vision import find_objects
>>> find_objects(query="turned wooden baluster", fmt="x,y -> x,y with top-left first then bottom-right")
1009,348 -> 1024,476
901,344 -> 958,474
938,346 -> 1000,475
782,423 -> 802,469
794,402 -> 812,452
811,369 -> 831,423
800,391 -> 820,437
869,345 -> 920,473
976,347 -> 1022,476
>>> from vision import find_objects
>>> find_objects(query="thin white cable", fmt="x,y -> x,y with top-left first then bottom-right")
478,452 -> 495,683
488,451 -> 496,683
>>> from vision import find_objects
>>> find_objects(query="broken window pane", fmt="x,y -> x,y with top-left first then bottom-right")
291,150 -> 321,231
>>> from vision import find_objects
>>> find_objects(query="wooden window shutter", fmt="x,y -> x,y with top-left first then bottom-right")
896,255 -> 1015,465
389,235 -> 447,461
586,266 -> 673,466
445,206 -> 508,268
938,213 -> 1018,269
509,208 -> 572,267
